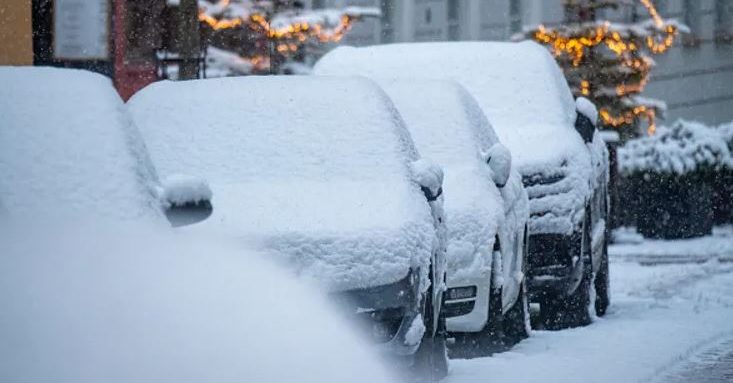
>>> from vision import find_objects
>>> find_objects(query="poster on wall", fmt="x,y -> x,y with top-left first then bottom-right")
54,0 -> 110,60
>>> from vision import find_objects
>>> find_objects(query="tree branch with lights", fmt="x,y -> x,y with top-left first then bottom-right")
520,0 -> 688,137
196,0 -> 379,75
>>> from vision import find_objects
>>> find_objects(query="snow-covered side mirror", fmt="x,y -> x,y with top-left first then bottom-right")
482,143 -> 512,188
410,159 -> 444,202
160,174 -> 213,227
575,97 -> 598,144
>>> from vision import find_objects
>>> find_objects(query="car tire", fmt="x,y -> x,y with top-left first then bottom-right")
594,243 -> 610,317
540,215 -> 593,330
413,265 -> 448,381
503,234 -> 531,345
503,281 -> 530,344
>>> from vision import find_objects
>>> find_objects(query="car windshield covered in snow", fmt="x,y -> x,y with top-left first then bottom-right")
0,67 -> 164,224
128,76 -> 437,292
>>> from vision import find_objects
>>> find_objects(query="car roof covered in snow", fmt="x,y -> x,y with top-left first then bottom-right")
128,76 -> 435,291
0,225 -> 397,383
0,67 -> 164,224
315,41 -> 587,170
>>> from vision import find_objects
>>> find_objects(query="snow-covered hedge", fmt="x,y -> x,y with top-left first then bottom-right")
619,120 -> 733,175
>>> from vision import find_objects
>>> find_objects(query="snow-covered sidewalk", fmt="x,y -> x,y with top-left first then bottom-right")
610,226 -> 733,265
446,232 -> 733,383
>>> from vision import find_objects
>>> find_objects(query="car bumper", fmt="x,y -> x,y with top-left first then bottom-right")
444,274 -> 490,333
331,269 -> 423,356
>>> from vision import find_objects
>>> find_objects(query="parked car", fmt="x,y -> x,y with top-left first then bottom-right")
0,225 -> 397,383
0,67 -> 198,225
127,76 -> 449,378
315,41 -> 610,329
375,78 -> 531,353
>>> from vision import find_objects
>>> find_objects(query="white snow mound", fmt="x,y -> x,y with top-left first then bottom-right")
0,224 -> 397,383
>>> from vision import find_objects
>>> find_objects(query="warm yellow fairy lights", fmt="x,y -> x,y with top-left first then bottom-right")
198,0 -> 360,53
532,0 -> 680,135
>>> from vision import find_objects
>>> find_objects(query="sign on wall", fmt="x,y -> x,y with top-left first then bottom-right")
54,0 -> 110,60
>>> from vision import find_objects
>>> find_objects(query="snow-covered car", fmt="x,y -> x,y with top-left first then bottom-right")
375,78 -> 531,351
0,67 -> 202,226
127,76 -> 449,378
0,225 -> 397,383
315,41 -> 610,329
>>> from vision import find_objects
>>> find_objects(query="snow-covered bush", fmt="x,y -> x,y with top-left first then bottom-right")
617,120 -> 732,239
619,120 -> 733,176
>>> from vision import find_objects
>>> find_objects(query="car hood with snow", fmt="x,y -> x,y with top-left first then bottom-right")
315,42 -> 601,233
128,76 -> 438,292
0,224 -> 396,383
0,67 -> 165,225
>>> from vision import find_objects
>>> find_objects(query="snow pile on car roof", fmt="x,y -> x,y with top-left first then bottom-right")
377,79 -> 504,279
314,41 -> 585,169
0,224 -> 396,383
128,76 -> 435,291
0,67 -> 163,223
619,120 -> 733,175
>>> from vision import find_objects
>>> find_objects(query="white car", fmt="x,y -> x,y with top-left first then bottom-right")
0,225 -> 397,383
316,41 -> 610,330
128,76 -> 449,379
0,67 -> 198,225
375,78 -> 531,354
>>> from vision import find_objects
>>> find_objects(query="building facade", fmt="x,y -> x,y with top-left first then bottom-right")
0,0 -> 34,65
309,0 -> 733,126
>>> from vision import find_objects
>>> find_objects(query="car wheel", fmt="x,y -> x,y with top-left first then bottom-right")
594,242 -> 610,317
540,215 -> 593,330
413,265 -> 448,381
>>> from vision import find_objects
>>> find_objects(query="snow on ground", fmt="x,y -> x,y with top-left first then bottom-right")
611,226 -> 733,264
446,229 -> 733,383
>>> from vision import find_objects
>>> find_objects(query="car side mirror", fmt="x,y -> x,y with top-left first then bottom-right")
482,143 -> 512,188
410,158 -> 444,202
160,174 -> 213,227
575,97 -> 598,144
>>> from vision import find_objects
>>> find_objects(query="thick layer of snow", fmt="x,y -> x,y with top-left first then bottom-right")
619,119 -> 733,175
315,41 -> 586,171
0,67 -> 163,223
315,42 -> 595,234
447,237 -> 733,383
0,224 -> 396,383
128,76 -> 435,292
376,79 -> 506,284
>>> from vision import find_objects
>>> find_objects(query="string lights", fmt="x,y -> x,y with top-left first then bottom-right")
529,0 -> 683,135
197,0 -> 373,68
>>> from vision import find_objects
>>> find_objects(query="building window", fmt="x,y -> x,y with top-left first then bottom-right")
448,0 -> 459,21
425,7 -> 432,24
682,0 -> 700,46
509,0 -> 522,34
716,0 -> 733,43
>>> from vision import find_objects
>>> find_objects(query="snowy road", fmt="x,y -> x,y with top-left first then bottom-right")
446,229 -> 733,383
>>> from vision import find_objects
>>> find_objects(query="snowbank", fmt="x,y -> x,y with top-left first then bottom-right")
0,224 -> 396,383
128,76 -> 435,291
619,119 -> 733,175
0,67 -> 164,223
376,79 -> 507,282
